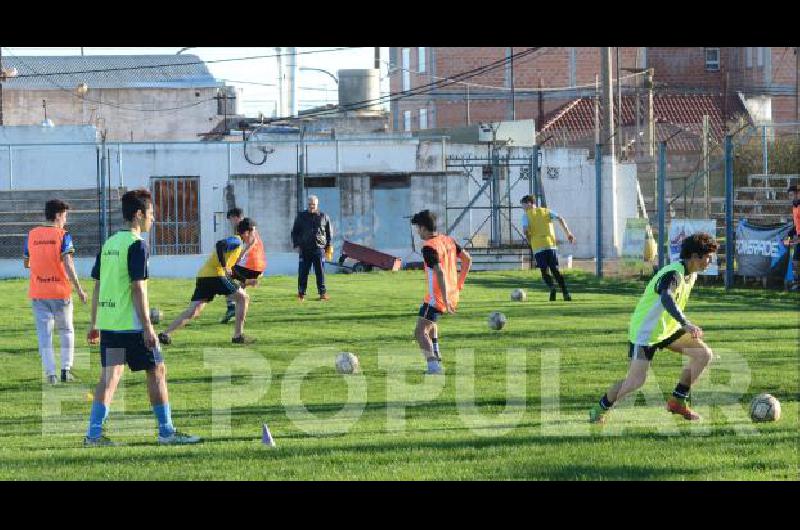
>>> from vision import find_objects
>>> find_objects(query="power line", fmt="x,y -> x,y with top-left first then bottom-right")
266,47 -> 544,122
6,52 -> 217,113
2,47 -> 362,79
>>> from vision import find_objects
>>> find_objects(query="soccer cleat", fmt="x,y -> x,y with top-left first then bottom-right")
61,370 -> 77,383
589,404 -> 608,424
425,362 -> 444,375
158,431 -> 201,445
319,294 -> 331,301
297,294 -> 305,302
549,289 -> 557,302
563,291 -> 572,302
158,332 -> 172,345
667,397 -> 701,420
220,306 -> 236,324
83,435 -> 118,447
46,375 -> 58,385
232,335 -> 256,344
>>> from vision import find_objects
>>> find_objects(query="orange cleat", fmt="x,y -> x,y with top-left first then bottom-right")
319,294 -> 331,301
667,397 -> 701,420
297,294 -> 305,302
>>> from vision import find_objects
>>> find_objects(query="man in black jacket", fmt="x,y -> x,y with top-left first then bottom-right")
291,195 -> 332,301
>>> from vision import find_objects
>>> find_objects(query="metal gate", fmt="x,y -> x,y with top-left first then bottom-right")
444,145 -> 542,248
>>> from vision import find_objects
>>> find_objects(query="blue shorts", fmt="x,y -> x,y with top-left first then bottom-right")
418,303 -> 442,322
534,248 -> 559,270
100,331 -> 163,372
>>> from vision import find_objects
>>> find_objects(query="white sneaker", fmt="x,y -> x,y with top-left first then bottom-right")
46,375 -> 58,385
158,431 -> 201,445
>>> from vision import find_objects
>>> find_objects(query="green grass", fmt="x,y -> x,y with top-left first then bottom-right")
0,270 -> 797,480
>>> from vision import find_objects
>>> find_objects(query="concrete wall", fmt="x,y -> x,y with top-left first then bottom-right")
0,128 -> 639,277
2,88 -> 223,141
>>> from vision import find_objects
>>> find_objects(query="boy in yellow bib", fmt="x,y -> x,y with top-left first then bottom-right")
520,195 -> 575,301
589,233 -> 719,423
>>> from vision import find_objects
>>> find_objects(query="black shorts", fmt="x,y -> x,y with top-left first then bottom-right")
418,303 -> 443,322
232,265 -> 262,282
100,331 -> 163,372
534,248 -> 559,270
191,277 -> 238,302
628,328 -> 687,361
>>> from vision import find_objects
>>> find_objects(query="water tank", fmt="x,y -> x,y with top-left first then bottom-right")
217,86 -> 239,116
338,69 -> 381,114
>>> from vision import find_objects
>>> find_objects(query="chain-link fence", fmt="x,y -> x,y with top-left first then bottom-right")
651,123 -> 800,289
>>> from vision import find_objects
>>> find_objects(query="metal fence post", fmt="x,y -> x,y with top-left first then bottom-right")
595,145 -> 603,277
725,135 -> 735,289
658,141 -> 667,269
762,125 -> 768,175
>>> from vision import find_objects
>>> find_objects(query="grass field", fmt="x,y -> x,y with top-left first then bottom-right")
0,269 -> 797,480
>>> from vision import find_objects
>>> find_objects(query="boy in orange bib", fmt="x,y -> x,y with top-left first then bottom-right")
24,199 -> 88,384
411,210 -> 472,374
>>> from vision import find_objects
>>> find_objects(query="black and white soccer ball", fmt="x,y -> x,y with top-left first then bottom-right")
335,352 -> 360,375
510,288 -> 527,302
487,311 -> 507,331
749,393 -> 781,422
149,307 -> 163,324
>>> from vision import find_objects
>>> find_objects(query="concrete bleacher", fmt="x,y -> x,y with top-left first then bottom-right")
0,188 -> 126,259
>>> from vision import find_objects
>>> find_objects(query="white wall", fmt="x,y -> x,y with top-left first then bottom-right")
1,129 -> 639,278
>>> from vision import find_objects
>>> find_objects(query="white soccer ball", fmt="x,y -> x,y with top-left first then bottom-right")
749,393 -> 781,422
487,311 -> 507,331
510,288 -> 527,302
335,352 -> 360,375
149,307 -> 163,324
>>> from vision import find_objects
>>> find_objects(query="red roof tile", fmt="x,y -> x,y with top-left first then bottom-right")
539,94 -> 750,153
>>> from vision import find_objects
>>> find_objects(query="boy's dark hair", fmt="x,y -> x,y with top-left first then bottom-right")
680,232 -> 718,259
411,210 -> 437,233
227,207 -> 243,219
236,217 -> 256,235
519,195 -> 535,205
121,189 -> 152,222
788,184 -> 799,193
45,199 -> 70,221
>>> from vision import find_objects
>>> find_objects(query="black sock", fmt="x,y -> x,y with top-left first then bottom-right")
541,269 -> 555,290
552,268 -> 568,292
227,302 -> 235,310
672,383 -> 690,400
599,394 -> 614,410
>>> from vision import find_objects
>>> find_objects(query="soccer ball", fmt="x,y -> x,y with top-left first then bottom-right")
335,352 -> 360,375
149,307 -> 163,324
749,393 -> 781,422
487,311 -> 507,330
510,288 -> 527,302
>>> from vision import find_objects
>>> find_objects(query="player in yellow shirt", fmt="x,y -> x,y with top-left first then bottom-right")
159,218 -> 257,345
520,195 -> 575,301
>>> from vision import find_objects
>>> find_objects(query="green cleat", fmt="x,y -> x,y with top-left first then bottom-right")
589,403 -> 609,424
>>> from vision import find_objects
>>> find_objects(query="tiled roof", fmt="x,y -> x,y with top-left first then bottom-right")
1,55 -> 220,90
539,94 -> 750,152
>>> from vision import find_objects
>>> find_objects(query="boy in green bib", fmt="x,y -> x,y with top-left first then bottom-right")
83,189 -> 200,446
589,233 -> 718,423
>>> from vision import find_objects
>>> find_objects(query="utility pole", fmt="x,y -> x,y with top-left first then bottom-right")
703,114 -> 710,217
600,47 -> 615,157
0,46 -> 4,126
510,47 -> 516,120
465,83 -> 470,126
616,47 -> 622,159
646,68 -> 654,157
594,74 -> 600,147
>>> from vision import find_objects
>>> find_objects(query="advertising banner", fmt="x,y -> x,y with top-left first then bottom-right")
669,219 -> 718,276
734,220 -> 793,278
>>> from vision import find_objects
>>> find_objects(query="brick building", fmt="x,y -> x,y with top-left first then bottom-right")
389,47 -> 798,132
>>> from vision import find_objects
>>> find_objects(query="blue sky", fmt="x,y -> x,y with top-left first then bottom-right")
2,47 -> 391,117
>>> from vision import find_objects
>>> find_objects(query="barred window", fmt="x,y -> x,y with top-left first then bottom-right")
151,177 -> 200,255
